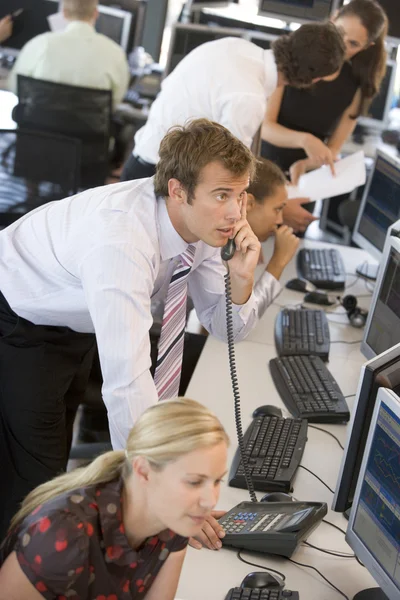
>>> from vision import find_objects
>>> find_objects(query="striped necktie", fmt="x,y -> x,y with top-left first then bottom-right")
154,244 -> 196,400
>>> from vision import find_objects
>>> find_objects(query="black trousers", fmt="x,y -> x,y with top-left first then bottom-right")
120,154 -> 156,181
0,292 -> 96,541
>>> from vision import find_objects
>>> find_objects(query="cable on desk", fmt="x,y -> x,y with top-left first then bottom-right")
364,278 -> 375,294
344,273 -> 360,290
355,555 -> 365,568
236,550 -> 286,582
299,465 -> 335,494
331,339 -> 363,345
344,394 -> 356,399
322,519 -> 347,536
308,425 -> 344,450
303,541 -> 355,558
287,556 -> 350,600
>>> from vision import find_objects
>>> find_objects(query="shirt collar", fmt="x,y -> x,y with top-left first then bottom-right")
65,21 -> 96,34
263,49 -> 278,97
157,195 -> 197,261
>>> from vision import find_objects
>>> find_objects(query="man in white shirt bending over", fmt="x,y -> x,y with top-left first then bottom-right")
7,0 -> 129,108
121,21 -> 345,229
0,118 -> 260,540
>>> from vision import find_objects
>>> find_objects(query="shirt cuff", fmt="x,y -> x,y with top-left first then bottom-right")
231,291 -> 258,322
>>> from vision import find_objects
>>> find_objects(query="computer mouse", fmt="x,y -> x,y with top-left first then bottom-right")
260,492 -> 295,503
241,571 -> 284,590
252,405 -> 282,418
285,278 -> 315,293
304,291 -> 335,306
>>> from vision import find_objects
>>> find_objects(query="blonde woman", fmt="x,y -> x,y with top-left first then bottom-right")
0,398 -> 229,600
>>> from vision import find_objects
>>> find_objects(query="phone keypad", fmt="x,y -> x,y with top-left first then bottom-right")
221,511 -> 285,534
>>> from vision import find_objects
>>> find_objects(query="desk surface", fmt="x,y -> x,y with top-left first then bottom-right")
177,240 -> 376,600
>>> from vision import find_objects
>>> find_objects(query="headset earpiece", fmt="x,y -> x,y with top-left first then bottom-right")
341,294 -> 368,328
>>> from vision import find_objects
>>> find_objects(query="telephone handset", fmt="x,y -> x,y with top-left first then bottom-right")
221,235 -> 327,557
221,238 -> 236,261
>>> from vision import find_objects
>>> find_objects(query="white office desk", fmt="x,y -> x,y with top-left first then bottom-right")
177,241 -> 376,600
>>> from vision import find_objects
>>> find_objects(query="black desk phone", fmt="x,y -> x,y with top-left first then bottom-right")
220,239 -> 327,557
219,500 -> 327,557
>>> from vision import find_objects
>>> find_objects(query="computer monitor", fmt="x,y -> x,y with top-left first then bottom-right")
375,0 -> 400,45
258,0 -> 340,23
332,342 -> 400,515
97,0 -> 147,50
346,386 -> 400,600
2,0 -> 59,51
358,61 -> 397,131
352,150 -> 400,281
164,22 -> 245,76
96,4 -> 132,53
361,226 -> 400,360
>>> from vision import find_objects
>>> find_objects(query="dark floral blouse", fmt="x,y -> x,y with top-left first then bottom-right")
0,477 -> 188,599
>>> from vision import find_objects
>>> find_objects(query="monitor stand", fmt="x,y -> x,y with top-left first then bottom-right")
353,589 -> 389,599
355,262 -> 379,281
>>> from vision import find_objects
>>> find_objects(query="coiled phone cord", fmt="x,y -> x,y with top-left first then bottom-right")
224,266 -> 258,504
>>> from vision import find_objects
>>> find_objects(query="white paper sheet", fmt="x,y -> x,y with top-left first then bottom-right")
47,12 -> 69,33
287,151 -> 366,202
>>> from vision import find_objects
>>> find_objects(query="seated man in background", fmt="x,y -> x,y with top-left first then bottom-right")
7,0 -> 129,108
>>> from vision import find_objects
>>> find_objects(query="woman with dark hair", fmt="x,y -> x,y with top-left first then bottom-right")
262,0 -> 388,232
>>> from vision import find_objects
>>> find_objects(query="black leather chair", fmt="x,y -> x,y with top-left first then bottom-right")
0,128 -> 81,226
14,75 -> 112,189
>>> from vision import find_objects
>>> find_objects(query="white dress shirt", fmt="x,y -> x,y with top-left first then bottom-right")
133,38 -> 278,164
0,177 -> 259,448
7,21 -> 130,108
253,271 -> 281,318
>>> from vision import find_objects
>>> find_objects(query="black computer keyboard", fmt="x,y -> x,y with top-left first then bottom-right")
275,309 -> 330,361
296,248 -> 346,290
228,414 -> 308,492
225,587 -> 299,599
269,355 -> 350,423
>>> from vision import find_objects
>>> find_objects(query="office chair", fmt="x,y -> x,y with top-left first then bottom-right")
14,75 -> 112,189
0,128 -> 81,227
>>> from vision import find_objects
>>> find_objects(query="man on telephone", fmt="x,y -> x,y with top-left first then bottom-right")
0,119 -> 261,540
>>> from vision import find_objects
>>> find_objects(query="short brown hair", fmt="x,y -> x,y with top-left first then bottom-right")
247,159 -> 286,204
63,0 -> 98,21
272,22 -> 345,87
154,119 -> 257,199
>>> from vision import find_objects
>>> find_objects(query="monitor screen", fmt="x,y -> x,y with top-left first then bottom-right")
258,0 -> 338,22
96,1 -> 147,49
1,0 -> 59,51
96,4 -> 132,53
346,387 -> 400,600
333,342 -> 400,514
165,23 -> 244,76
363,241 -> 400,359
352,151 -> 400,262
